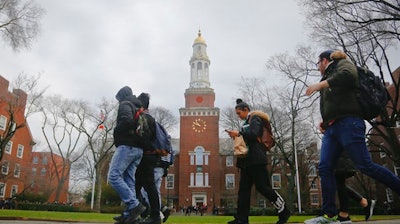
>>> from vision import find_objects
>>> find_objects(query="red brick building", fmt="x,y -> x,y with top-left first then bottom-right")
27,151 -> 70,203
0,75 -> 34,200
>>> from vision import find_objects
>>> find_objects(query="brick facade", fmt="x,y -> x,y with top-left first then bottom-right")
0,75 -> 33,200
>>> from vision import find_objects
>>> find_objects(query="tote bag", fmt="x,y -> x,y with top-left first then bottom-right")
233,135 -> 248,157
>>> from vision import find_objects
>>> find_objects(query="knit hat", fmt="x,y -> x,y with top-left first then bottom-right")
319,50 -> 334,61
235,98 -> 250,110
138,92 -> 150,109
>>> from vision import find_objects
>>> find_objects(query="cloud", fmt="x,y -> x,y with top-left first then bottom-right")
1,0 -> 307,138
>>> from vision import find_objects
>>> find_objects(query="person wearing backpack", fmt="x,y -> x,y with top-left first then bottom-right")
108,86 -> 147,224
134,92 -> 161,224
225,99 -> 291,224
304,50 -> 400,224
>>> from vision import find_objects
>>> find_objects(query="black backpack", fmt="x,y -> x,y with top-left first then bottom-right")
356,66 -> 388,120
122,101 -> 153,142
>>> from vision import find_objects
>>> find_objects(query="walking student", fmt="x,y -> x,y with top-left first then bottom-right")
134,92 -> 160,224
334,152 -> 376,223
304,50 -> 400,223
108,86 -> 147,224
225,99 -> 291,224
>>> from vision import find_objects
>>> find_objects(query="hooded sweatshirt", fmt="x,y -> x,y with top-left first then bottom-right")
113,86 -> 143,147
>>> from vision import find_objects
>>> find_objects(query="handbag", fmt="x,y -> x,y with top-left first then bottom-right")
233,135 -> 248,157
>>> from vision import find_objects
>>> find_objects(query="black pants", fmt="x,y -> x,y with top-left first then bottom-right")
335,173 -> 363,213
236,165 -> 281,223
135,154 -> 160,218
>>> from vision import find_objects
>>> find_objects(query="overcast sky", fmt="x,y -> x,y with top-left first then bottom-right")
1,0 -> 309,138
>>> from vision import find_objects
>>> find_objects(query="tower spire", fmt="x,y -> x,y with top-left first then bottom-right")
189,31 -> 210,88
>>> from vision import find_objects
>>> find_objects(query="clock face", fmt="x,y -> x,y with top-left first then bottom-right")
192,118 -> 207,133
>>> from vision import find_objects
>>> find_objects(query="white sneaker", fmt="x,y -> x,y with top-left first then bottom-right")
304,214 -> 340,224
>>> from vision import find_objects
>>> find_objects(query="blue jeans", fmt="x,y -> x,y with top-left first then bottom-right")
319,117 -> 400,215
108,145 -> 143,214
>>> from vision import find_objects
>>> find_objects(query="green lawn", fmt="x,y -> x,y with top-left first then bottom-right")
0,210 -> 399,223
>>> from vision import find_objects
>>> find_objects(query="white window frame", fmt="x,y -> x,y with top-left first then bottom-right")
310,193 -> 319,205
13,164 -> 20,178
165,174 -> 174,189
226,156 -> 233,167
5,141 -> 12,155
11,185 -> 18,197
40,168 -> 46,176
2,161 -> 9,175
16,144 -> 24,158
0,115 -> 6,131
0,183 -> 5,197
386,188 -> 394,203
195,173 -> 204,186
309,163 -> 317,177
225,174 -> 235,189
272,173 -> 281,189
310,180 -> 318,190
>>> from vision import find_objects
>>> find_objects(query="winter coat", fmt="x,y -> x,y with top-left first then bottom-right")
236,110 -> 270,169
320,51 -> 363,127
113,87 -> 144,147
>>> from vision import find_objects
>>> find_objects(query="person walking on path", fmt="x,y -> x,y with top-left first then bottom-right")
108,86 -> 147,224
225,99 -> 291,224
334,152 -> 376,223
304,50 -> 400,224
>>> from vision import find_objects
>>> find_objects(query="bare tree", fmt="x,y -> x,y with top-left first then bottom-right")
73,97 -> 117,212
0,73 -> 46,161
39,95 -> 88,202
149,106 -> 177,132
0,0 -> 45,51
299,0 -> 400,165
265,46 -> 321,208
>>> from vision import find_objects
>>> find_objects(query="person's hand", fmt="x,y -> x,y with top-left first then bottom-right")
318,122 -> 325,134
306,83 -> 321,96
225,129 -> 239,138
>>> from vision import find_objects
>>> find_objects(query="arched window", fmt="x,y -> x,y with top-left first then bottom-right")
197,62 -> 202,70
195,147 -> 204,165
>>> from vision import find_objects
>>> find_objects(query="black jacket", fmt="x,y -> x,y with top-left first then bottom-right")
237,113 -> 268,169
113,92 -> 144,147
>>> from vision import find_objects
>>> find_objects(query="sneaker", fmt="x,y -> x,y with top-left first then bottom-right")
161,206 -> 171,222
337,215 -> 352,224
363,199 -> 376,221
138,216 -> 162,224
276,206 -> 291,224
125,203 -> 147,224
113,215 -> 123,221
304,214 -> 340,224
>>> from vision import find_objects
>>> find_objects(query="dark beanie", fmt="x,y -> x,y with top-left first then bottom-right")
319,50 -> 334,61
138,92 -> 150,109
235,98 -> 250,110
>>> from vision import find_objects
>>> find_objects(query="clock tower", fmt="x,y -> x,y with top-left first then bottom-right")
178,31 -> 220,209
